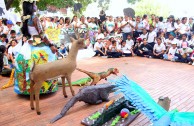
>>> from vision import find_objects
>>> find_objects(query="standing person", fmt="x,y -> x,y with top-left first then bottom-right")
136,38 -> 153,57
134,16 -> 144,38
142,14 -> 149,31
106,16 -> 115,36
188,17 -> 194,40
71,15 -> 78,29
177,17 -> 189,39
77,15 -> 88,39
147,25 -> 157,48
121,15 -> 134,41
0,18 -> 4,35
3,20 -> 15,40
57,17 -> 65,29
165,15 -> 176,39
150,37 -> 166,59
99,10 -> 106,23
158,17 -> 164,33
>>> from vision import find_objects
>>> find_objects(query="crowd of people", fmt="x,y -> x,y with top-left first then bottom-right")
1,10 -> 194,76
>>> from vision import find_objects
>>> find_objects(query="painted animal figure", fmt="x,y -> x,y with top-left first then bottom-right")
50,84 -> 116,123
76,68 -> 119,85
29,37 -> 85,115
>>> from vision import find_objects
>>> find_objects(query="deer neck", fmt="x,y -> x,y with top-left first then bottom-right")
67,44 -> 78,61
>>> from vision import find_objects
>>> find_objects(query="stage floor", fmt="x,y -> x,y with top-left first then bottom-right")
1,57 -> 194,126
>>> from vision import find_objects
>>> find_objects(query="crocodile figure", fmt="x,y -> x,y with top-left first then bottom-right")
50,84 -> 116,123
76,68 -> 119,85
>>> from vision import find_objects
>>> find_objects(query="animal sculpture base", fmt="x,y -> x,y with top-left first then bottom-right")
81,97 -> 140,126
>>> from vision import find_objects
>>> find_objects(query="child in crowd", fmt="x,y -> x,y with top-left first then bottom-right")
147,25 -> 157,48
163,41 -> 179,61
94,34 -> 106,56
133,37 -> 143,54
0,34 -> 7,46
7,39 -> 17,65
107,40 -> 121,58
136,38 -> 153,57
0,45 -> 12,76
126,34 -> 134,48
120,40 -> 134,57
188,34 -> 194,49
150,37 -> 166,59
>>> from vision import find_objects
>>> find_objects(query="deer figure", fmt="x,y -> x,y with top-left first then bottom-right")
29,36 -> 85,115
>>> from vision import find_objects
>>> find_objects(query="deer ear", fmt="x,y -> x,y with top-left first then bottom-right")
70,37 -> 76,43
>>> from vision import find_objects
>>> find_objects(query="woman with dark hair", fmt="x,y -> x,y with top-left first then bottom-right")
165,15 -> 176,39
142,14 -> 149,31
77,15 -> 88,38
57,17 -> 65,29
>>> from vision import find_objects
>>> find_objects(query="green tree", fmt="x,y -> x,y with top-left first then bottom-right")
131,0 -> 170,17
4,0 -> 96,13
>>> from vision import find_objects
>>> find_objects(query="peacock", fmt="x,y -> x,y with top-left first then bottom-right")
110,75 -> 194,126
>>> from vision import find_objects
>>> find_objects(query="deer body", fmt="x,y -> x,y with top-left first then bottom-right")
30,38 -> 85,115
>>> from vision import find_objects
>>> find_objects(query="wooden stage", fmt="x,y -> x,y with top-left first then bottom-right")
1,57 -> 194,126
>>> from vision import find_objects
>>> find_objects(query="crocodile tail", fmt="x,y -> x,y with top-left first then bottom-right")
50,94 -> 81,123
76,68 -> 94,77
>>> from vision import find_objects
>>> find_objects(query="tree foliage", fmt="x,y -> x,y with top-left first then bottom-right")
131,0 -> 170,18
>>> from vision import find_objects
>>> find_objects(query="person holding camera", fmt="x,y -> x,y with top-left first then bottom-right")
121,15 -> 134,41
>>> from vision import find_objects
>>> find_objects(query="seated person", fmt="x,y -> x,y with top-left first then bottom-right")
0,45 -> 12,76
150,37 -> 166,59
175,42 -> 193,63
119,40 -> 134,57
189,34 -> 194,49
163,41 -> 179,61
188,50 -> 194,65
94,34 -> 106,56
7,39 -> 17,65
136,38 -> 153,57
0,34 -> 7,46
58,44 -> 67,58
133,37 -> 142,54
107,40 -> 122,58
126,34 -> 134,49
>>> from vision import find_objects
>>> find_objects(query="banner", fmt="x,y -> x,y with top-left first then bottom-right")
45,28 -> 60,44
0,0 -> 7,19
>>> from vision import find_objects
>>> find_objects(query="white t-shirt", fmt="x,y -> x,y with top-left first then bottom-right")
142,20 -> 149,30
121,20 -> 133,33
147,31 -> 157,43
168,47 -> 178,55
94,42 -> 103,51
0,41 -> 6,46
158,22 -> 164,31
120,44 -> 132,53
8,46 -> 13,55
165,22 -> 175,32
179,23 -> 189,34
109,45 -> 117,52
165,38 -> 179,47
153,43 -> 166,53
140,33 -> 148,40
3,26 -> 16,40
134,21 -> 144,32
189,39 -> 194,47
106,21 -> 115,32
126,39 -> 134,48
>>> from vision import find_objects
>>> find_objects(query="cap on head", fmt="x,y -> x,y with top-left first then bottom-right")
7,20 -> 13,25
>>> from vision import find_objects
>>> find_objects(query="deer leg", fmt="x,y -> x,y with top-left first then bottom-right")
66,75 -> 75,96
30,80 -> 35,110
61,77 -> 67,98
34,81 -> 43,115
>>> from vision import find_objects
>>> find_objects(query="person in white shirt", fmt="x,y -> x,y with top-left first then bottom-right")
163,41 -> 179,61
189,34 -> 194,49
120,40 -> 134,57
165,32 -> 179,53
147,26 -> 157,48
158,17 -> 165,33
8,39 -> 17,64
94,34 -> 105,56
177,17 -> 189,39
121,15 -> 134,41
107,40 -> 122,58
140,28 -> 148,40
134,16 -> 144,38
0,34 -> 7,46
126,34 -> 134,48
165,15 -> 176,39
142,14 -> 149,31
150,37 -> 166,59
3,20 -> 16,41
106,16 -> 115,36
